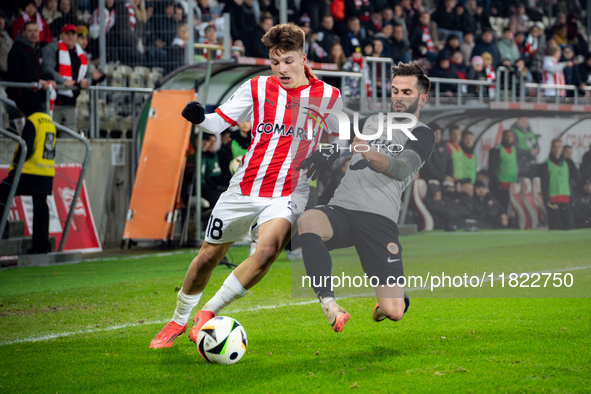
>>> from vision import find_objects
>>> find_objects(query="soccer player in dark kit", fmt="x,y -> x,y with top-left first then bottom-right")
298,62 -> 436,332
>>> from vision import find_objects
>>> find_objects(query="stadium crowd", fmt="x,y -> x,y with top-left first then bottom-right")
418,120 -> 591,231
1,0 -> 591,94
1,0 -> 591,236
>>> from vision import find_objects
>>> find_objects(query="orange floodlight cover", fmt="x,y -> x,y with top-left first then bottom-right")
123,89 -> 195,240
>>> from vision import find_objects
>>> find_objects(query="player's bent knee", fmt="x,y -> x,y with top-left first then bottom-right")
297,210 -> 329,237
195,247 -> 224,268
253,244 -> 281,266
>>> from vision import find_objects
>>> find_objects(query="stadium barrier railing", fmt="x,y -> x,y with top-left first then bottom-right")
0,95 -> 92,252
0,127 -> 27,241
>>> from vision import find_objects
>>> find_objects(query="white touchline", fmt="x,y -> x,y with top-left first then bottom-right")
0,300 -> 318,346
2,266 -> 590,346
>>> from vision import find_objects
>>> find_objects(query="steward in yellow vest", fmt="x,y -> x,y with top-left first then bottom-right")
0,98 -> 56,254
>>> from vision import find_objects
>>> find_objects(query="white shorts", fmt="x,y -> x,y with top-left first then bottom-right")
204,190 -> 307,244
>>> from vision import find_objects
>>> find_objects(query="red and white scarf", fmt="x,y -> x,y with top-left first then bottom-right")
485,64 -> 496,97
525,34 -> 537,57
421,25 -> 433,52
203,40 -> 222,60
542,57 -> 566,97
57,40 -> 88,97
22,11 -> 44,33
90,8 -> 116,32
125,1 -> 136,32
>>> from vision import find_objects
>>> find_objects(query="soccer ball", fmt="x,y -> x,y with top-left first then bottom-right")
229,156 -> 243,174
196,316 -> 248,364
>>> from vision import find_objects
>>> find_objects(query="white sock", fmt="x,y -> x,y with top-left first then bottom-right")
172,289 -> 202,326
320,296 -> 335,308
202,272 -> 248,315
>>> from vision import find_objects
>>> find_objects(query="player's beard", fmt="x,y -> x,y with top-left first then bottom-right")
391,96 -> 420,115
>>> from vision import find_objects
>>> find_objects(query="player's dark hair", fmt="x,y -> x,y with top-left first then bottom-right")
461,130 -> 473,138
391,62 -> 431,94
449,124 -> 461,132
262,23 -> 305,55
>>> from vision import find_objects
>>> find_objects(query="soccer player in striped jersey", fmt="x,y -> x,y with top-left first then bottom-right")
297,62 -> 436,332
150,23 -> 343,348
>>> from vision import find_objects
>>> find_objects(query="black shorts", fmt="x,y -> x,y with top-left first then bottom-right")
316,205 -> 404,285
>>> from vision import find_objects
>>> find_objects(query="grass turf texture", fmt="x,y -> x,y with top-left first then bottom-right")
0,230 -> 590,393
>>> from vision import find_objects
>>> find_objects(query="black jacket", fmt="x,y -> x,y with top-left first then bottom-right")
245,26 -> 269,59
471,39 -> 502,68
420,142 -> 454,184
432,8 -> 458,31
318,27 -> 338,56
6,33 -> 52,103
473,192 -> 505,226
410,24 -> 432,57
573,192 -> 591,228
429,65 -> 458,93
581,151 -> 591,181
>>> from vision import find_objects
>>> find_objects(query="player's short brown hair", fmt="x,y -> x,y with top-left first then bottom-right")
261,23 -> 305,55
391,62 -> 431,94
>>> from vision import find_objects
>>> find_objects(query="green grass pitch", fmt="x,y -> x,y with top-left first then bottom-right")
1,230 -> 590,393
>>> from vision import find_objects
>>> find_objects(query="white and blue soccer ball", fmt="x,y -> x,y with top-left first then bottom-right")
196,316 -> 248,364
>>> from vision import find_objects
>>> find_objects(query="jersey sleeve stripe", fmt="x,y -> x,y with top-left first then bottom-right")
214,108 -> 237,127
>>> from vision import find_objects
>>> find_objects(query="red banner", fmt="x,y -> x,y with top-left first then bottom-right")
1,164 -> 101,252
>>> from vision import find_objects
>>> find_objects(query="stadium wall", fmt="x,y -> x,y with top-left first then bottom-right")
0,139 -> 132,249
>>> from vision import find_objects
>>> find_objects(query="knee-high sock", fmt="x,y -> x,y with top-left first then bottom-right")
300,232 -> 334,299
172,288 -> 202,326
202,271 -> 248,315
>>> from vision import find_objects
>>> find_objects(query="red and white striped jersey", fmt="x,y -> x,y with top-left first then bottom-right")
542,56 -> 566,97
214,75 -> 342,198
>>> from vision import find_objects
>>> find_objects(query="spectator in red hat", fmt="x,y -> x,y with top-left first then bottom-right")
42,23 -> 104,131
12,0 -> 53,46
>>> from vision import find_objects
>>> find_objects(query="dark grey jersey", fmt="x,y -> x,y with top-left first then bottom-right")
328,114 -> 435,224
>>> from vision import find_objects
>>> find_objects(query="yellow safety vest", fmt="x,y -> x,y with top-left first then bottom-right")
10,112 -> 56,177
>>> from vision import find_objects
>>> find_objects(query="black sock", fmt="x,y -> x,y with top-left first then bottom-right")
300,232 -> 334,299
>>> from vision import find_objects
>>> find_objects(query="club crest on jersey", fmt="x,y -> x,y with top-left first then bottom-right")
302,107 -> 329,138
387,242 -> 399,255
285,100 -> 299,109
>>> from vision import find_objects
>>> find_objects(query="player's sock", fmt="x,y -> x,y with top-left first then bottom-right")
320,296 -> 335,307
172,288 -> 202,326
300,232 -> 334,299
202,271 -> 248,315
